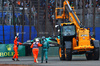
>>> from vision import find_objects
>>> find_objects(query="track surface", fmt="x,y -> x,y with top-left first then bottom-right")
0,56 -> 100,66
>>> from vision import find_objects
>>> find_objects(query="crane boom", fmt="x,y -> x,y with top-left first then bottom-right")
65,1 -> 82,31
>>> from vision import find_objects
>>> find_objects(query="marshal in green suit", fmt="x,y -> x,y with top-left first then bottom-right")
41,37 -> 50,63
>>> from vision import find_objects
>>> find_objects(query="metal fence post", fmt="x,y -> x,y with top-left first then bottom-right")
22,0 -> 25,42
93,0 -> 96,38
82,0 -> 85,26
45,0 -> 48,37
2,0 -> 5,44
37,0 -> 40,37
29,0 -> 31,40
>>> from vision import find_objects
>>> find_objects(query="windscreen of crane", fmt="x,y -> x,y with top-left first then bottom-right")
62,26 -> 75,36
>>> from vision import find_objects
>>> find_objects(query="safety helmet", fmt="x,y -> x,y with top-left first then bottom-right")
35,38 -> 39,42
58,36 -> 60,39
15,36 -> 17,39
15,36 -> 19,40
42,36 -> 45,39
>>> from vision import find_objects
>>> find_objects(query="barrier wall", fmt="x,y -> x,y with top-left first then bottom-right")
0,45 -> 99,57
0,25 -> 37,44
89,27 -> 100,40
0,44 -> 25,57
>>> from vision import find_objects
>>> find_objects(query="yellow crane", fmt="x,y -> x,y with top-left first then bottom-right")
55,0 -> 99,61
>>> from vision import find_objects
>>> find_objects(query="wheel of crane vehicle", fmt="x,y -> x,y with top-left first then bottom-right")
65,41 -> 72,61
93,48 -> 99,60
86,53 -> 93,60
65,49 -> 72,61
59,47 -> 65,60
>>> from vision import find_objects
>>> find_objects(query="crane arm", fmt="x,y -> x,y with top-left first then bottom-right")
65,1 -> 81,30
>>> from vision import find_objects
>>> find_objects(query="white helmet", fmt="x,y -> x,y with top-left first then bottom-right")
15,36 -> 17,39
35,38 -> 39,42
15,36 -> 19,39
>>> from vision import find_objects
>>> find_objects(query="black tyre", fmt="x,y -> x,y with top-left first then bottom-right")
93,48 -> 99,60
65,41 -> 72,61
59,47 -> 65,60
65,49 -> 72,61
92,40 -> 99,60
86,53 -> 93,60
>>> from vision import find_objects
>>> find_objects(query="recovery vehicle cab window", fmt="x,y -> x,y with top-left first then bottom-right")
62,26 -> 75,36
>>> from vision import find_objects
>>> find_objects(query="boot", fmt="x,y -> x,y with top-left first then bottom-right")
16,59 -> 20,61
46,60 -> 48,63
36,59 -> 38,63
12,58 -> 15,61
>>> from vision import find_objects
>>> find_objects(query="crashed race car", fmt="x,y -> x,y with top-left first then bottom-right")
23,37 -> 59,47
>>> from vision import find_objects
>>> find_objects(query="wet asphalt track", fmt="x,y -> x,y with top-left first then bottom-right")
0,56 -> 100,66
